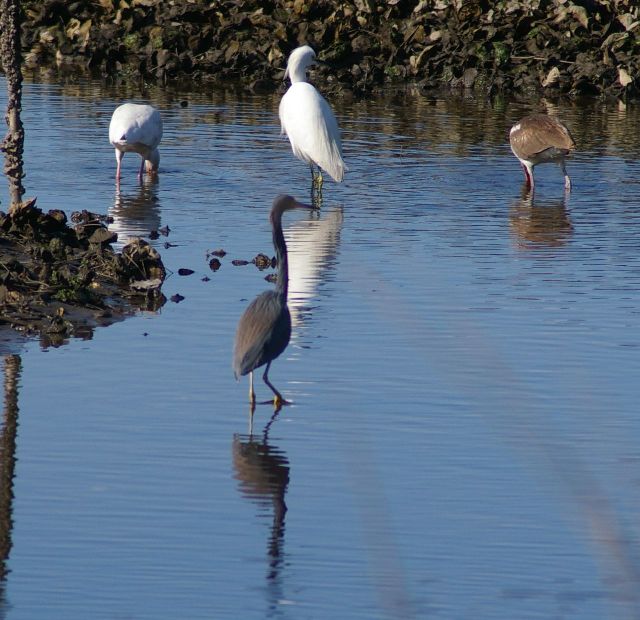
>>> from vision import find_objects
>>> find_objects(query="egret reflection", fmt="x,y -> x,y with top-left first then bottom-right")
509,189 -> 573,249
109,175 -> 162,247
232,420 -> 289,611
284,205 -> 344,342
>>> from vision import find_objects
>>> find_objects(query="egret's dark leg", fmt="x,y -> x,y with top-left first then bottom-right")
262,362 -> 288,407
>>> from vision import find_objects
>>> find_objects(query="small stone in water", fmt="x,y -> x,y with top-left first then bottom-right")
158,225 -> 170,236
209,258 -> 221,271
170,294 -> 185,303
264,273 -> 277,283
232,259 -> 249,266
253,253 -> 271,270
210,248 -> 226,257
149,229 -> 160,240
178,268 -> 194,276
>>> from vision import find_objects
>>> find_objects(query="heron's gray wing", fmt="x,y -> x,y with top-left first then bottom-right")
233,291 -> 292,378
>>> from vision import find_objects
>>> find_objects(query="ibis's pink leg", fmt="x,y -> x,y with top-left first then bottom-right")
115,149 -> 123,180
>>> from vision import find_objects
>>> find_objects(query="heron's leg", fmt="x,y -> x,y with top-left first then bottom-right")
560,160 -> 571,191
115,150 -> 124,181
263,362 -> 288,407
138,156 -> 145,179
248,402 -> 255,436
249,371 -> 256,406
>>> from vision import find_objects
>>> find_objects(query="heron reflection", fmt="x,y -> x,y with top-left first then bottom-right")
109,175 -> 162,248
232,416 -> 290,610
509,188 -> 573,249
233,195 -> 317,410
285,205 -> 344,342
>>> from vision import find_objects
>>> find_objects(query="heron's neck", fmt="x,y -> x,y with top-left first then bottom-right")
272,216 -> 289,299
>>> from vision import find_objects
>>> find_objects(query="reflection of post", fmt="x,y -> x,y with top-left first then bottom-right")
0,0 -> 26,210
0,354 -> 20,580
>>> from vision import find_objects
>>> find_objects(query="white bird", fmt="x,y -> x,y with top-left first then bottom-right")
279,46 -> 346,193
509,114 -> 575,192
109,103 -> 163,180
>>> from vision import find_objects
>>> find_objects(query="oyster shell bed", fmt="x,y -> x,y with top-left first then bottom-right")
21,0 -> 640,99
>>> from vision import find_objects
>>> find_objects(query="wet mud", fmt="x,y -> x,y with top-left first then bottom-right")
19,0 -> 640,100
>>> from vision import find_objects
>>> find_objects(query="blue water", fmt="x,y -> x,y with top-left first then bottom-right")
1,77 -> 640,619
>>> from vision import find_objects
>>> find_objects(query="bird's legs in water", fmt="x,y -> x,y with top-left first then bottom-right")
248,371 -> 256,406
115,150 -> 124,181
138,156 -> 146,180
262,361 -> 289,407
309,165 -> 323,206
521,162 -> 535,192
560,160 -> 572,191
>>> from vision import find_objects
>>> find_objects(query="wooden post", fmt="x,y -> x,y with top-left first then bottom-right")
0,0 -> 26,212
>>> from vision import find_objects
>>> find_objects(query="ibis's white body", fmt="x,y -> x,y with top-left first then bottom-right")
279,46 -> 346,184
109,103 -> 162,180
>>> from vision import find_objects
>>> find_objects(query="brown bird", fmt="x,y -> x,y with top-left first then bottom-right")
509,114 -> 576,192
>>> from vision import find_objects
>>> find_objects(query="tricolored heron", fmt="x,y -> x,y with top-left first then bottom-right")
233,195 -> 316,408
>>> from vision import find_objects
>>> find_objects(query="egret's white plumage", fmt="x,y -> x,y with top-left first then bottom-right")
279,46 -> 346,186
109,103 -> 163,180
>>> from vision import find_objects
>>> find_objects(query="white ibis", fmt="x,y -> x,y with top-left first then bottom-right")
279,46 -> 346,193
509,114 -> 575,191
109,103 -> 163,180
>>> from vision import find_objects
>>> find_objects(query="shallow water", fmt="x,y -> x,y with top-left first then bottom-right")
1,76 -> 640,619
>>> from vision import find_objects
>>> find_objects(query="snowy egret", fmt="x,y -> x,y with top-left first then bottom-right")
233,195 -> 316,409
279,46 -> 346,194
509,114 -> 575,191
109,103 -> 163,180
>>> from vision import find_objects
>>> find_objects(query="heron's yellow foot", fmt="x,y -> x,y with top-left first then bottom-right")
273,394 -> 290,408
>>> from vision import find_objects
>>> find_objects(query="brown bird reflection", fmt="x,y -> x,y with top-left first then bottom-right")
232,417 -> 290,587
509,188 -> 573,250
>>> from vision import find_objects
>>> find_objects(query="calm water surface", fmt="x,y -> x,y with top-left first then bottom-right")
1,77 -> 640,619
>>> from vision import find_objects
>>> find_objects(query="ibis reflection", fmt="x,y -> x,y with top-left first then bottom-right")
109,175 -> 162,247
509,189 -> 573,249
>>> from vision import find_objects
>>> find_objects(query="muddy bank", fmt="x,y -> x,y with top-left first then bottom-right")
0,200 -> 165,348
18,0 -> 640,99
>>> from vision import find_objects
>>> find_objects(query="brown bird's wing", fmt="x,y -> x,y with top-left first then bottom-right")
511,115 -> 575,161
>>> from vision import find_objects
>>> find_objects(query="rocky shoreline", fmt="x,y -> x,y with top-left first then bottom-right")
19,0 -> 640,99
